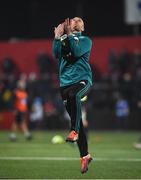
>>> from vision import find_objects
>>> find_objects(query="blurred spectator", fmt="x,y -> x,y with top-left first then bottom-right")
28,72 -> 37,82
1,74 -> 16,110
1,57 -> 15,74
115,94 -> 130,130
9,80 -> 32,141
108,49 -> 119,84
0,57 -> 20,79
108,49 -> 118,73
2,89 -> 13,109
118,48 -> 132,75
53,91 -> 64,114
119,72 -> 133,103
29,97 -> 44,129
37,52 -> 57,75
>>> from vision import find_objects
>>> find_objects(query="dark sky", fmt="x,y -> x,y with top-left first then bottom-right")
0,0 -> 140,40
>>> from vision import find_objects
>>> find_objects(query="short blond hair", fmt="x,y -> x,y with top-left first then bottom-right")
72,17 -> 84,31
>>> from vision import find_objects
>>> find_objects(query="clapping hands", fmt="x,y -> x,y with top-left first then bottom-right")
54,23 -> 64,39
64,18 -> 72,35
54,18 -> 72,39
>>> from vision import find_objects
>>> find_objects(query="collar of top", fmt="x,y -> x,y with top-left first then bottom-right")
73,32 -> 81,36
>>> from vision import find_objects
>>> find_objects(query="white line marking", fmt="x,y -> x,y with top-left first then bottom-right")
0,157 -> 141,162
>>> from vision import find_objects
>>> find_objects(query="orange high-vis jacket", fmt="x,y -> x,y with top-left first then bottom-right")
15,89 -> 28,112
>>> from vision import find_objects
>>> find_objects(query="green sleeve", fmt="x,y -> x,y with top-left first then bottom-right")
52,39 -> 62,59
68,35 -> 92,58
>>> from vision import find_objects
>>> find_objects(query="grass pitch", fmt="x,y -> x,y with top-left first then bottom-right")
0,130 -> 141,179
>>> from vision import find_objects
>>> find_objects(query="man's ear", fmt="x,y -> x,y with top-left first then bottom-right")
81,25 -> 84,31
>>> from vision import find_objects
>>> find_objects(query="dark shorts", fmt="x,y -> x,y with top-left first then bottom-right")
60,80 -> 89,96
15,111 -> 26,124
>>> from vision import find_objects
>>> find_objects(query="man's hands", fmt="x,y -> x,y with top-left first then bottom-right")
54,18 -> 72,39
54,23 -> 64,39
64,18 -> 72,35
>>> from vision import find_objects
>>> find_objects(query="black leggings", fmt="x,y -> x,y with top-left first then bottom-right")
60,80 -> 91,157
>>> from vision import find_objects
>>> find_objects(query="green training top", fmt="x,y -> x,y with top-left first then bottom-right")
52,32 -> 93,87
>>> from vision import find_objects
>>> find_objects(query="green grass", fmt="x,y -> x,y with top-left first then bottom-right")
0,130 -> 141,179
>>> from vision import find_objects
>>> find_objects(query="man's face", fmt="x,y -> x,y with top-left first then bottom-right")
70,17 -> 84,32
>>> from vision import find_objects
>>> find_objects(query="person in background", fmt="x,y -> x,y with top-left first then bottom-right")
29,97 -> 44,130
9,80 -> 32,141
115,93 -> 130,130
